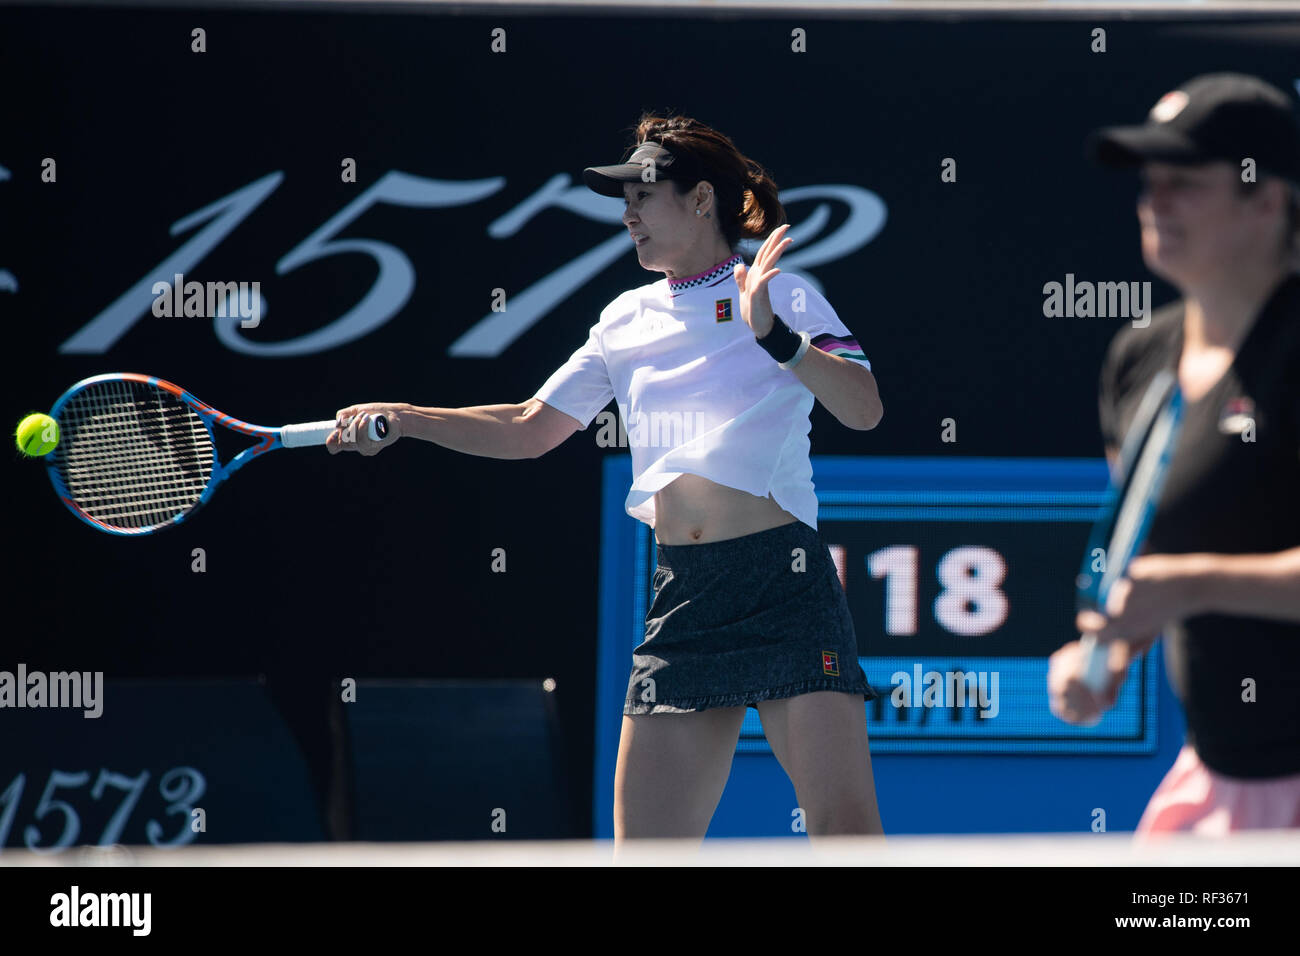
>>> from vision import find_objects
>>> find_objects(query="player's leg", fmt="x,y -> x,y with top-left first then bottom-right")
756,690 -> 882,838
613,707 -> 746,844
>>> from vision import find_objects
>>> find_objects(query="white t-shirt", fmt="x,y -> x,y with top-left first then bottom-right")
531,253 -> 872,531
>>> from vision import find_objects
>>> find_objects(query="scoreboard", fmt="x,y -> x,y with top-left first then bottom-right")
594,456 -> 1161,828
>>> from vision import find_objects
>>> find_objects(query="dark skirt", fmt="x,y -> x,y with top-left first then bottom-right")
624,519 -> 877,715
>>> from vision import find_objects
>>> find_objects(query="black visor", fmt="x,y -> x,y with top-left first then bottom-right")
583,141 -> 703,197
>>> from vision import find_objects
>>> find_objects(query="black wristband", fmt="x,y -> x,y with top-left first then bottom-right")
755,313 -> 802,364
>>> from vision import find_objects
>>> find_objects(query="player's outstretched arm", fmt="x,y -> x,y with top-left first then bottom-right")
1137,548 -> 1300,624
325,398 -> 580,460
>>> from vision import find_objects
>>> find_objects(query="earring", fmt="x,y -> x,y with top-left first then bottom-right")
696,210 -> 701,216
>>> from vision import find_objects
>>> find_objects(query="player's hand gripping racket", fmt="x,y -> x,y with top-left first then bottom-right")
44,373 -> 388,535
1074,368 -> 1184,701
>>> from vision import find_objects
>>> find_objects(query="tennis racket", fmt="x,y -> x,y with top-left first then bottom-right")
1074,367 -> 1184,699
45,372 -> 387,535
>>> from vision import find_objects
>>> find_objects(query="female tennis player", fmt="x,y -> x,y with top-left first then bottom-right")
326,113 -> 885,846
1049,73 -> 1300,837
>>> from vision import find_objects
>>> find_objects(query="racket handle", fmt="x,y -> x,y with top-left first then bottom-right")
1078,632 -> 1110,695
281,414 -> 389,448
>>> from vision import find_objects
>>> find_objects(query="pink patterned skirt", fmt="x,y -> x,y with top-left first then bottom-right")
1136,743 -> 1300,838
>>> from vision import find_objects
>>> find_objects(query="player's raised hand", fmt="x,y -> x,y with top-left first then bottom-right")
734,223 -> 793,339
326,404 -> 400,456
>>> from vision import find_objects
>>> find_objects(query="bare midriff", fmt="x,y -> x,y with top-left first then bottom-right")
652,473 -> 799,545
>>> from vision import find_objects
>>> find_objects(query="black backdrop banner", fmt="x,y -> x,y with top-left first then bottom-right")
3,4 -> 1298,837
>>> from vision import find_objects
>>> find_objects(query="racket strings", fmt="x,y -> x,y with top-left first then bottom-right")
49,380 -> 215,530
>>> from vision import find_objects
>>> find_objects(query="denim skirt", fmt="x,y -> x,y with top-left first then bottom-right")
624,519 -> 877,715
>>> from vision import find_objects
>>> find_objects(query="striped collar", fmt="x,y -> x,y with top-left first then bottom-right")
666,254 -> 743,297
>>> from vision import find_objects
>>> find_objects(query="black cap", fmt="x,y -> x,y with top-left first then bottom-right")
1089,73 -> 1300,186
583,141 -> 704,197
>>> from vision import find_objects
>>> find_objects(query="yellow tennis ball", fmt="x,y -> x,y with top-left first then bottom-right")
16,413 -> 59,457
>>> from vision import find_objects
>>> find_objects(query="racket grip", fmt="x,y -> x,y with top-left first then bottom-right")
281,415 -> 388,447
281,421 -> 337,447
1078,632 -> 1110,695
